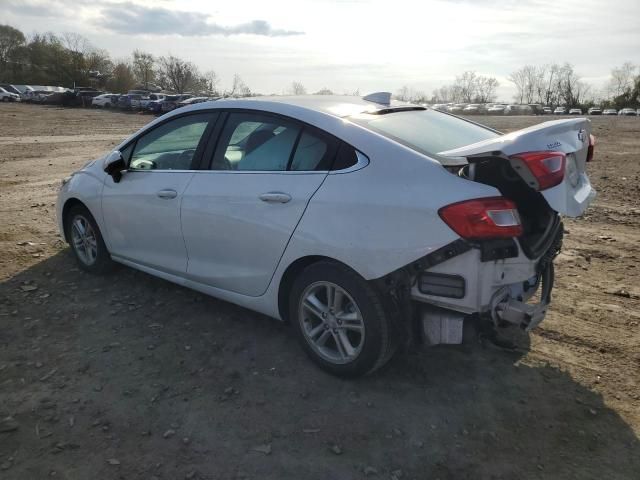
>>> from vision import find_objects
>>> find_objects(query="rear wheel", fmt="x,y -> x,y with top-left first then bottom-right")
64,205 -> 113,274
289,261 -> 396,377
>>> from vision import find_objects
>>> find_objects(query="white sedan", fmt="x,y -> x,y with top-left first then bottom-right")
57,94 -> 596,376
91,94 -> 119,108
0,87 -> 21,102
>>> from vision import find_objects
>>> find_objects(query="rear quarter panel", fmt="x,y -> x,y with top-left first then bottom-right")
279,133 -> 500,281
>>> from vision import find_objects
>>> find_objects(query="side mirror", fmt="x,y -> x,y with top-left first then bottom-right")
104,151 -> 127,183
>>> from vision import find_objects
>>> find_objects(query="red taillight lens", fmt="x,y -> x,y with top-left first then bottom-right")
438,197 -> 523,240
510,151 -> 566,190
587,134 -> 595,162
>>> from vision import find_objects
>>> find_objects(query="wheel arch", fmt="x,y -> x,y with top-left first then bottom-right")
61,197 -> 90,243
277,255 -> 362,322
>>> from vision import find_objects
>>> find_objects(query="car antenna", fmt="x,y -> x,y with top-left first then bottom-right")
362,92 -> 391,106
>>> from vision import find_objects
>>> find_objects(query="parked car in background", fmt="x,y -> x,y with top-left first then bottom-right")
619,108 -> 637,116
528,104 -> 544,115
28,90 -> 54,103
588,107 -> 602,115
57,94 -> 596,377
135,93 -> 166,110
127,89 -> 151,96
92,94 -> 120,108
431,104 -> 449,112
542,106 -> 553,114
160,94 -> 193,113
602,108 -> 617,115
147,98 -> 165,114
61,88 -> 103,107
486,104 -> 507,114
0,87 -> 21,102
447,103 -> 466,114
0,84 -> 22,95
504,104 -> 533,115
176,96 -> 213,108
462,104 -> 484,115
569,108 -> 582,115
118,94 -> 143,110
554,107 -> 567,115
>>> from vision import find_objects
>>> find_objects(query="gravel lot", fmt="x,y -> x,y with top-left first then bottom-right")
1,104 -> 639,479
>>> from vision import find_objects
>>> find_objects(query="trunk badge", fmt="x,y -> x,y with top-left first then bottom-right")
578,129 -> 586,142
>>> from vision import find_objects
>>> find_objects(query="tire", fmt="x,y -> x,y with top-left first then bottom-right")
289,261 -> 396,377
64,204 -> 113,274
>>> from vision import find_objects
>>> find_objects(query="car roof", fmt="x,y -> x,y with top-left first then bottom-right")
185,95 -> 414,118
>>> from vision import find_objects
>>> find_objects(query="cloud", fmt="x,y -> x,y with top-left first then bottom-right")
97,2 -> 303,37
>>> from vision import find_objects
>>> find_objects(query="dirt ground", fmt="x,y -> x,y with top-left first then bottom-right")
0,103 -> 638,480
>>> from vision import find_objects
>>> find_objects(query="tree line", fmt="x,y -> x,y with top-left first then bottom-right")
0,24 -> 247,95
507,62 -> 639,109
1,23 -> 638,107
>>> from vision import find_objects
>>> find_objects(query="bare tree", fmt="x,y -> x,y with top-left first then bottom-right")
61,32 -> 90,55
455,71 -> 478,103
608,62 -> 637,98
227,74 -> 251,97
289,81 -> 307,95
202,70 -> 220,95
395,85 -> 411,101
106,61 -> 136,93
475,76 -> 499,103
132,50 -> 155,89
156,56 -> 200,93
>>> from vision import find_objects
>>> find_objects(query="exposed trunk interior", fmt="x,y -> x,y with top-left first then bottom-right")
452,158 -> 558,258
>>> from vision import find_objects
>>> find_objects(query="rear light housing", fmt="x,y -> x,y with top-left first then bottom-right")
438,197 -> 523,240
510,151 -> 566,190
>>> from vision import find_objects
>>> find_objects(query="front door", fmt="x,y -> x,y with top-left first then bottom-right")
101,112 -> 217,275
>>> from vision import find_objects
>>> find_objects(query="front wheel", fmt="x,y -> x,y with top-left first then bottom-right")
289,261 -> 396,377
64,204 -> 113,274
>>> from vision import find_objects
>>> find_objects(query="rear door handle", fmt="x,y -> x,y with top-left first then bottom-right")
259,192 -> 291,204
157,189 -> 178,199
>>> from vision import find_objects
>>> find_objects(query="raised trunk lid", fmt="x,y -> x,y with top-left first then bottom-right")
439,118 -> 596,217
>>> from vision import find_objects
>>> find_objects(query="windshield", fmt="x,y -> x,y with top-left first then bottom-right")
349,109 -> 499,160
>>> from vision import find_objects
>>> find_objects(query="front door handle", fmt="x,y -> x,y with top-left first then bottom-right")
157,189 -> 178,199
259,192 -> 291,204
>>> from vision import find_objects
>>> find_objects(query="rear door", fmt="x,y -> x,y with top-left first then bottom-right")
439,118 -> 596,217
181,111 -> 337,296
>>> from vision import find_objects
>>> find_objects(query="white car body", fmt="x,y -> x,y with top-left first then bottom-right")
92,94 -> 118,108
56,94 -> 596,373
0,87 -> 21,102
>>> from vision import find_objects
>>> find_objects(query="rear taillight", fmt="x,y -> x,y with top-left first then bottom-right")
510,151 -> 566,190
438,197 -> 523,240
587,134 -> 595,162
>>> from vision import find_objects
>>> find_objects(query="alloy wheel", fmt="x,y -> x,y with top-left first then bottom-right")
70,215 -> 98,266
298,281 -> 365,364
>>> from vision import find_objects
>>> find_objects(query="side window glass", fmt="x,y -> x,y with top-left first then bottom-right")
212,113 -> 300,171
130,113 -> 215,171
331,143 -> 359,170
120,142 -> 134,163
290,130 -> 335,171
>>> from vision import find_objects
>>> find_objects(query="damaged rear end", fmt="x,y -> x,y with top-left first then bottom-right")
414,118 -> 596,344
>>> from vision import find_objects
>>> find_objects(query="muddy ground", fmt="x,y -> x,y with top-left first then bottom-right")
0,104 -> 638,479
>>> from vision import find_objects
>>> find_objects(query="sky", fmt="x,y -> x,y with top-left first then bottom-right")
3,0 -> 639,100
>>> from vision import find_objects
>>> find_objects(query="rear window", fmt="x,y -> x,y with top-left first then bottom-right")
349,109 -> 499,158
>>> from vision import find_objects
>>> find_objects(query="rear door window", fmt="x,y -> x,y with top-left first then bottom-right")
211,113 -> 300,171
